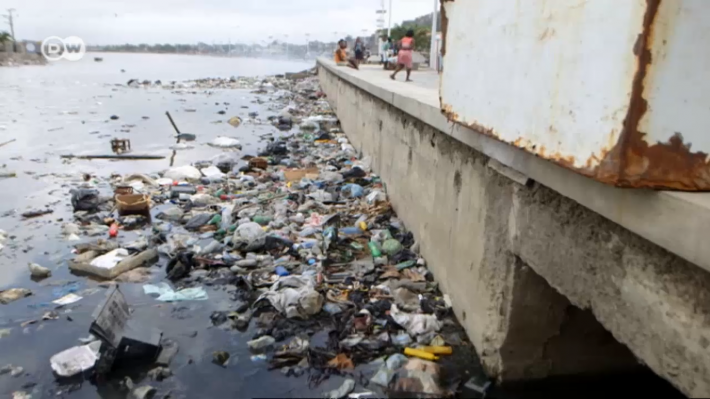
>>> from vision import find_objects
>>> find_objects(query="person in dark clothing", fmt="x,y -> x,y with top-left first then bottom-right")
354,37 -> 364,66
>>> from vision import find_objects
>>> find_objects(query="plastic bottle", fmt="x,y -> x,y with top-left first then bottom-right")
208,214 -> 222,225
340,226 -> 363,235
221,207 -> 233,230
404,348 -> 439,361
108,223 -> 119,238
368,241 -> 382,258
275,266 -> 290,276
253,215 -> 273,226
419,346 -> 453,355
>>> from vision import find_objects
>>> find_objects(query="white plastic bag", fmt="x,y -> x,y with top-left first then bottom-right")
389,304 -> 441,337
164,165 -> 201,181
210,136 -> 241,148
200,165 -> 225,181
89,248 -> 129,269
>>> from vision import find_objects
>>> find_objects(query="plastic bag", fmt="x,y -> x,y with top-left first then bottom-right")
211,152 -> 241,172
210,136 -> 241,148
70,189 -> 100,212
390,305 -> 441,337
143,283 -> 208,301
89,249 -> 129,269
185,213 -> 213,230
341,184 -> 364,198
200,165 -> 225,181
255,275 -> 323,319
233,222 -> 267,251
221,205 -> 234,230
164,165 -> 201,181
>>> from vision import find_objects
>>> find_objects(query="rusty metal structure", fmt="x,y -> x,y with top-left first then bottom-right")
440,0 -> 710,191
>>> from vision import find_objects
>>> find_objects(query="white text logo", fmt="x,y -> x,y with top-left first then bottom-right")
41,36 -> 86,61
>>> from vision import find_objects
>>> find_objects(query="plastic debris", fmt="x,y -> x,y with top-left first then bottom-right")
0,288 -> 32,304
28,263 -> 51,279
255,275 -> 323,319
70,188 -> 100,212
143,283 -> 208,302
210,136 -> 241,148
247,335 -> 276,350
53,293 -> 83,306
390,305 -> 441,337
323,379 -> 355,399
164,165 -> 202,181
50,341 -> 102,377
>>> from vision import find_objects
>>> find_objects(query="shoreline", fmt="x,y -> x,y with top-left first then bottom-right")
0,53 -> 47,67
90,50 -> 320,62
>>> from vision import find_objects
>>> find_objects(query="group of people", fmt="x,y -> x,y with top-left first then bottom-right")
333,29 -> 416,82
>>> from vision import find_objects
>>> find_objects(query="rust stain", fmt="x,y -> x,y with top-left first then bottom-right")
594,0 -> 710,190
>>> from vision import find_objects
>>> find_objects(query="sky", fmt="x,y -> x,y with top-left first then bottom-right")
4,0 -> 437,45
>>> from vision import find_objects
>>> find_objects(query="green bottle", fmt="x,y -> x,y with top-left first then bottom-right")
368,241 -> 382,258
253,215 -> 273,226
208,214 -> 222,225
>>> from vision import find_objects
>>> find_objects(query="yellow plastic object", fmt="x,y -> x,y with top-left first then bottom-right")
420,346 -> 453,355
358,221 -> 368,231
404,348 -> 439,361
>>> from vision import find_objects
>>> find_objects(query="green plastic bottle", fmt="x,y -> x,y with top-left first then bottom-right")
253,215 -> 273,226
368,241 -> 382,258
208,214 -> 222,225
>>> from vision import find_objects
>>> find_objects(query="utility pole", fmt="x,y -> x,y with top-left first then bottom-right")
430,0 -> 438,71
3,8 -> 16,41
387,0 -> 393,37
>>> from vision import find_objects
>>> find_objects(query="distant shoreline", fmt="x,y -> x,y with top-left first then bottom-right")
89,50 -> 320,62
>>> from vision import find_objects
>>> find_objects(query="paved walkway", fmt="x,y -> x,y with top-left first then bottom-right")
323,60 -> 441,108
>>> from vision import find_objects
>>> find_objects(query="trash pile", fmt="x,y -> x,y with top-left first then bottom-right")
4,70 -> 482,398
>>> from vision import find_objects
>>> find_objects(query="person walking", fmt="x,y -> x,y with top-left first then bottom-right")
354,38 -> 365,66
390,30 -> 415,82
379,36 -> 388,65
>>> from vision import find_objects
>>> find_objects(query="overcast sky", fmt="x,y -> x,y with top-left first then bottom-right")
6,0 -> 437,45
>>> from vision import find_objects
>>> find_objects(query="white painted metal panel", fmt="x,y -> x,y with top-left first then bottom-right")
442,0 -> 710,190
441,0 -> 645,169
640,0 -> 710,154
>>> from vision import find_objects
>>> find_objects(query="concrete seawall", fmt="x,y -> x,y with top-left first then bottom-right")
318,59 -> 710,397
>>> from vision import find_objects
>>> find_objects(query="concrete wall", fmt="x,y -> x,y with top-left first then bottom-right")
319,64 -> 710,397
